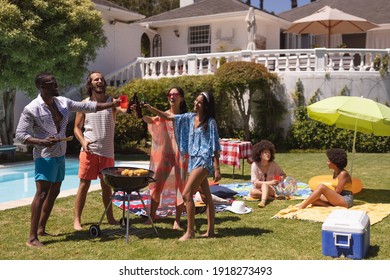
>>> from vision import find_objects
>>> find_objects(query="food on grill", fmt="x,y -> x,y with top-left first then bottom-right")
118,168 -> 149,177
134,169 -> 149,176
121,169 -> 129,176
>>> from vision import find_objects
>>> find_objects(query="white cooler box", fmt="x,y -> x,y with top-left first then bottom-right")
322,209 -> 370,259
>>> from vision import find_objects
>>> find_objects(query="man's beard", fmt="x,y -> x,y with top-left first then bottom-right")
93,85 -> 105,94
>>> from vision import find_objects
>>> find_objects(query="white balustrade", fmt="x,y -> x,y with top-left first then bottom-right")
103,48 -> 390,84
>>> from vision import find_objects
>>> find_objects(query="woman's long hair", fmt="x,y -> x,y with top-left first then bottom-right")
199,91 -> 216,131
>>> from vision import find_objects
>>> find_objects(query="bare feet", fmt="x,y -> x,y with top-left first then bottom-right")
258,200 -> 266,208
26,238 -> 43,248
178,232 -> 195,241
201,232 -> 215,238
74,222 -> 83,231
173,221 -> 183,230
38,230 -> 54,236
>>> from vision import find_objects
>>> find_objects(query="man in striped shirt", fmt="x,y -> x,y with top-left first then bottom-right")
16,72 -> 119,248
73,71 -> 124,231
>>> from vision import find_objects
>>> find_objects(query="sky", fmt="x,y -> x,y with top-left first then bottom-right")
251,0 -> 312,14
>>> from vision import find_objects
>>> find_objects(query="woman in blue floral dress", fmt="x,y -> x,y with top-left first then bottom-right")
144,91 -> 221,241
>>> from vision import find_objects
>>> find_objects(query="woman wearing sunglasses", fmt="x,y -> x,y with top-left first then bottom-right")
143,91 -> 221,241
142,87 -> 188,230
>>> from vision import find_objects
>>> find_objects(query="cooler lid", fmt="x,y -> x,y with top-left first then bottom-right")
322,209 -> 370,233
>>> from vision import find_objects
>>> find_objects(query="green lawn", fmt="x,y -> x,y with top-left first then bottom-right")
0,152 -> 389,260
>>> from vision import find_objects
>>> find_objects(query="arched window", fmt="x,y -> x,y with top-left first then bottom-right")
141,33 -> 151,57
152,34 -> 162,57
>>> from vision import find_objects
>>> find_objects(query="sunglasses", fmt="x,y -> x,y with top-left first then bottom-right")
41,80 -> 58,88
167,93 -> 180,98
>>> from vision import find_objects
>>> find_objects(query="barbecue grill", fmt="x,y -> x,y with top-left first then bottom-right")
89,167 -> 159,243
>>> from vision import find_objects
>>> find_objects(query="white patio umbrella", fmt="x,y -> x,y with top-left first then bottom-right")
245,7 -> 257,50
285,6 -> 378,48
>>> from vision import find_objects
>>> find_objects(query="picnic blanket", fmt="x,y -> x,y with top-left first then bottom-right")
112,191 -> 179,217
272,202 -> 390,225
111,181 -> 312,216
112,191 -> 235,216
219,181 -> 312,201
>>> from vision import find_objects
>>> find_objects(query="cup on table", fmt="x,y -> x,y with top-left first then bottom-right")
274,175 -> 281,183
119,95 -> 128,109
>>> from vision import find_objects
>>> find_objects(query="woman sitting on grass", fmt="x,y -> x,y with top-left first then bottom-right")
298,148 -> 353,209
249,140 -> 286,208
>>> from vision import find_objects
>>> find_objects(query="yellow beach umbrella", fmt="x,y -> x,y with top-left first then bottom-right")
307,96 -> 390,175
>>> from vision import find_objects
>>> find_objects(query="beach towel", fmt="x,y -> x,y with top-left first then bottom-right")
111,181 -> 312,216
272,202 -> 390,225
112,191 -> 179,217
112,190 -> 233,216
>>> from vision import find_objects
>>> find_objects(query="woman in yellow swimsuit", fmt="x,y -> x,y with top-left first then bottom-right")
298,148 -> 353,209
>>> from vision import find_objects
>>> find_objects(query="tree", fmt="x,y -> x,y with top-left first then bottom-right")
0,0 -> 106,145
109,0 -> 179,17
215,61 -> 277,141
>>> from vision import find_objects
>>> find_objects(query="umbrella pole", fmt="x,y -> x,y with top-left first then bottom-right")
350,120 -> 358,177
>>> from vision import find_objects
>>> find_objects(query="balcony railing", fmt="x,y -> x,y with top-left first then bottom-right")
105,48 -> 390,88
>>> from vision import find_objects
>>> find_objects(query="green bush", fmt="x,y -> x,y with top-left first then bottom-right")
287,80 -> 390,153
116,75 -> 236,152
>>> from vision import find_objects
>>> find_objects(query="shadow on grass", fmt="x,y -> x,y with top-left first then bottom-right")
215,226 -> 272,237
354,188 -> 390,203
366,245 -> 380,258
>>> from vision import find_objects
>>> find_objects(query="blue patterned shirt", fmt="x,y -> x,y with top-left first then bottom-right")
16,95 -> 97,159
174,112 -> 221,174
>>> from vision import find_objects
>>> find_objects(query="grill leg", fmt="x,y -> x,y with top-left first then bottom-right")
98,192 -> 115,226
136,191 -> 159,236
126,192 -> 131,243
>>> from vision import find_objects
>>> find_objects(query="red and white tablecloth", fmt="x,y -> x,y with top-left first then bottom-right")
219,140 -> 253,169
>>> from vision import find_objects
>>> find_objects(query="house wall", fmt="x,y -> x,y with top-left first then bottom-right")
87,22 -> 145,76
158,16 -> 284,56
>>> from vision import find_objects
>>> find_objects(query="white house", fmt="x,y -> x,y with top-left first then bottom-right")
135,0 -> 291,56
12,0 -> 390,136
90,0 -> 145,74
13,0 -> 291,130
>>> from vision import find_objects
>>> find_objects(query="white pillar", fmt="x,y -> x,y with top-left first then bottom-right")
187,54 -> 197,75
314,48 -> 327,71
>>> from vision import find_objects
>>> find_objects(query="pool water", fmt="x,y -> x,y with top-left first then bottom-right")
0,158 -> 149,204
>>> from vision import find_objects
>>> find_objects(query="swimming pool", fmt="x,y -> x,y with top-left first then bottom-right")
0,158 -> 149,205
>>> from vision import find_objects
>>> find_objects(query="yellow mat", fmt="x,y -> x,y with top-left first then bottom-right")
272,202 -> 390,225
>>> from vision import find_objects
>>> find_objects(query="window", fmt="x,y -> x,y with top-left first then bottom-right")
283,33 -> 315,49
188,25 -> 211,54
152,34 -> 162,57
141,33 -> 150,57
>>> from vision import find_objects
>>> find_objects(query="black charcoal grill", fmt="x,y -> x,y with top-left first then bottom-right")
89,167 -> 159,243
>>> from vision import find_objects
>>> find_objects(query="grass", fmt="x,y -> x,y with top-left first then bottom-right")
0,152 -> 389,260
